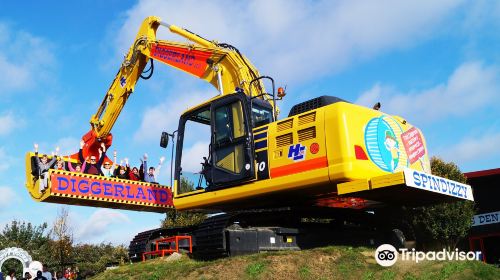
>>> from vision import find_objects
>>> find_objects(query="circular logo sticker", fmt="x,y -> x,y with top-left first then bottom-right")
364,116 -> 408,172
375,244 -> 398,267
310,143 -> 320,154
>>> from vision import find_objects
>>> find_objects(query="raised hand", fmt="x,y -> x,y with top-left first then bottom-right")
113,150 -> 117,158
55,146 -> 60,155
143,153 -> 148,161
159,156 -> 165,164
100,142 -> 106,153
80,140 -> 85,149
34,143 -> 39,152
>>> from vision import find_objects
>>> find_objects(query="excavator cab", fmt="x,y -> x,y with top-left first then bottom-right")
175,92 -> 266,196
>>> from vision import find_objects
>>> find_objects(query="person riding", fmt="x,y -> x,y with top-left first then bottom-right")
78,141 -> 106,175
101,150 -> 117,177
142,153 -> 165,183
66,155 -> 87,173
34,143 -> 59,193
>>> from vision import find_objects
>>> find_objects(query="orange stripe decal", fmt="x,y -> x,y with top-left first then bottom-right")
270,156 -> 328,178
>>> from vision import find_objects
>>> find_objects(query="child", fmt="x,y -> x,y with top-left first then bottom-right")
34,143 -> 59,193
66,156 -> 87,173
142,153 -> 165,183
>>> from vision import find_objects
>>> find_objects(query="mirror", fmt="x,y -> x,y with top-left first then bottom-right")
160,131 -> 169,148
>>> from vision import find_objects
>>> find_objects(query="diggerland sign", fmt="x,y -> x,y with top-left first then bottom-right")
0,247 -> 32,271
49,172 -> 173,207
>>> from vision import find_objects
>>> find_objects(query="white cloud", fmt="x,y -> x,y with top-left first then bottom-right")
53,137 -> 80,156
0,112 -> 19,136
0,147 -> 16,172
76,209 -> 130,242
440,132 -> 500,166
0,22 -> 56,94
462,0 -> 500,31
109,0 -> 463,85
356,61 -> 499,123
180,141 -> 211,173
133,90 -> 208,142
0,186 -> 18,208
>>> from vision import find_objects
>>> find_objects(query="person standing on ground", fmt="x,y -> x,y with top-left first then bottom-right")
55,271 -> 67,280
33,271 -> 47,280
41,265 -> 52,280
21,271 -> 32,280
6,269 -> 17,280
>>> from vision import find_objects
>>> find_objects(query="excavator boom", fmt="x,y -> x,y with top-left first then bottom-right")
88,16 -> 270,144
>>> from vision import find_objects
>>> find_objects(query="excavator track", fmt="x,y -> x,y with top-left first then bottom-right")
192,213 -> 234,259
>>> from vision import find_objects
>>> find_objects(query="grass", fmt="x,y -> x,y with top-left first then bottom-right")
90,246 -> 500,280
245,261 -> 267,279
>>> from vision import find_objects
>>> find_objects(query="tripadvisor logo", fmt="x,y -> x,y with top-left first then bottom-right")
375,244 -> 398,267
375,244 -> 483,267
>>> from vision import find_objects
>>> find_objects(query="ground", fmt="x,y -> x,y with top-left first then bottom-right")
90,246 -> 500,280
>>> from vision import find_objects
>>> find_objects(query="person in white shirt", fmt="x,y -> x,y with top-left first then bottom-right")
101,149 -> 117,177
41,266 -> 52,280
6,269 -> 17,280
56,271 -> 67,280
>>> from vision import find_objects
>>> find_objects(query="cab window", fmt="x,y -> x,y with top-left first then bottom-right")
214,101 -> 246,174
251,104 -> 273,128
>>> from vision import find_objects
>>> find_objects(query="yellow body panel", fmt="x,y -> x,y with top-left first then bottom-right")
324,102 -> 430,181
173,101 -> 431,211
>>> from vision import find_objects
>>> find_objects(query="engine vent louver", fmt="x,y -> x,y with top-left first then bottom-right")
298,112 -> 316,126
298,127 -> 316,142
277,119 -> 293,131
276,133 -> 293,148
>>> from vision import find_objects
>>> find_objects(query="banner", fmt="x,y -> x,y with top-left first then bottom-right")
150,43 -> 212,77
401,127 -> 425,164
50,172 -> 173,207
471,211 -> 500,227
404,168 -> 474,201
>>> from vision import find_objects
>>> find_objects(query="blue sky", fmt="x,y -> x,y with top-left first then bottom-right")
0,0 -> 499,245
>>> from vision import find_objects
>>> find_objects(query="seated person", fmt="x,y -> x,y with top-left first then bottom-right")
34,143 -> 59,193
78,141 -> 106,175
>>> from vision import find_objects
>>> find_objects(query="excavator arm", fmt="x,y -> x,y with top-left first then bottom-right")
82,16 -> 274,158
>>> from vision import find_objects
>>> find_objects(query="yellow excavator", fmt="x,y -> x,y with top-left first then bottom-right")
25,16 -> 473,259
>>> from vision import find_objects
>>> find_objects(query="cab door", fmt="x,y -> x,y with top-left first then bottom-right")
210,95 -> 255,188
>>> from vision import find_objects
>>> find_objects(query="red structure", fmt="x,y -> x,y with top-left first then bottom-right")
142,235 -> 193,261
465,168 -> 500,264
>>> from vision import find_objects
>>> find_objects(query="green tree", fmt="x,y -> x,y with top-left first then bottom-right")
0,220 -> 51,275
72,243 -> 129,278
409,157 -> 475,250
161,177 -> 206,228
50,207 -> 73,273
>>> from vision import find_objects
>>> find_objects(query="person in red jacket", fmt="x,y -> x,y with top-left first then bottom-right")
122,158 -> 141,181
